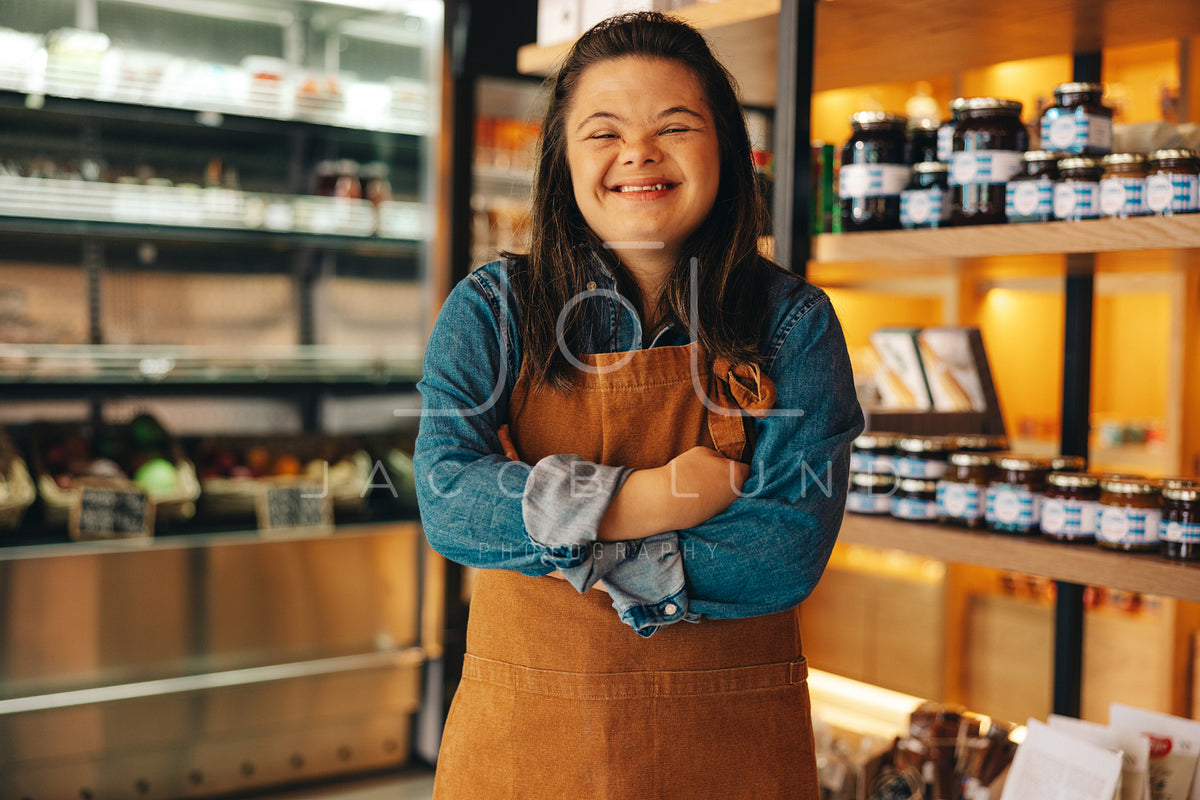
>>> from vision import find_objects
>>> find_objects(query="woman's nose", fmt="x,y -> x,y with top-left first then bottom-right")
621,136 -> 661,165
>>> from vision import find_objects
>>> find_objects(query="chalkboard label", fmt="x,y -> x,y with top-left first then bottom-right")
256,483 -> 333,535
70,482 -> 155,541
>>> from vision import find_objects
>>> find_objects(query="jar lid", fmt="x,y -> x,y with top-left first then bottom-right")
1021,150 -> 1065,163
1047,471 -> 1099,489
1053,82 -> 1104,95
1101,153 -> 1146,166
949,451 -> 994,467
954,433 -> 1008,450
851,471 -> 897,489
850,111 -> 907,128
951,97 -> 1023,114
908,118 -> 941,132
1059,156 -> 1102,171
1148,148 -> 1199,162
897,478 -> 938,493
898,435 -> 956,454
1161,477 -> 1200,491
1098,476 -> 1162,495
1163,485 -> 1199,502
854,431 -> 903,451
1050,455 -> 1087,471
996,454 -> 1052,471
913,161 -> 949,173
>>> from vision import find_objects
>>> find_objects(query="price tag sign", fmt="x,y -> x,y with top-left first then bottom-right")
256,482 -> 333,535
69,481 -> 155,541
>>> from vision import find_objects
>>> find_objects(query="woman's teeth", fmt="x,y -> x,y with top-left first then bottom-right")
616,183 -> 670,192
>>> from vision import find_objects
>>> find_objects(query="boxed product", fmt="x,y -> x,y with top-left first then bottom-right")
917,327 -> 993,412
870,328 -> 934,411
30,414 -> 201,530
193,433 -> 373,521
0,427 -> 36,530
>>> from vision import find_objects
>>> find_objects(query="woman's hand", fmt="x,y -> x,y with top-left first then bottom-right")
598,446 -> 748,541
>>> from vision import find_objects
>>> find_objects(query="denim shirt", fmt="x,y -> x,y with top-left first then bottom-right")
414,256 -> 864,636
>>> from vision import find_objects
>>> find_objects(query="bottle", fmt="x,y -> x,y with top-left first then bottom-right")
1039,82 -> 1113,155
950,98 -> 1028,225
839,111 -> 909,232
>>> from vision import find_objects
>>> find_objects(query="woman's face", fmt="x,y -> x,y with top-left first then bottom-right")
564,56 -> 720,264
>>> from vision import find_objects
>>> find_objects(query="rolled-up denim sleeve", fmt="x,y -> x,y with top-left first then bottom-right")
679,288 -> 865,619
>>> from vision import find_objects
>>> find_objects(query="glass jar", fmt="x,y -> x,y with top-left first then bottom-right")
896,435 -> 956,479
850,432 -> 903,475
1097,476 -> 1162,552
847,472 -> 897,516
892,478 -> 939,521
1099,153 -> 1146,218
1041,472 -> 1101,543
1161,478 -> 1200,561
1039,82 -> 1113,155
950,98 -> 1028,226
1049,454 -> 1086,473
1053,156 -> 1104,221
840,111 -> 910,232
1144,149 -> 1200,216
937,452 -> 993,528
907,118 -> 941,164
900,162 -> 950,229
1006,150 -> 1060,224
986,455 -> 1051,534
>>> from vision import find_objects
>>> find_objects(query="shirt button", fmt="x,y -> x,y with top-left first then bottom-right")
586,281 -> 597,290
663,603 -> 678,616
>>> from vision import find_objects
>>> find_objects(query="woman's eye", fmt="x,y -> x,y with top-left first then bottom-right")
662,127 -> 691,135
588,132 -> 617,140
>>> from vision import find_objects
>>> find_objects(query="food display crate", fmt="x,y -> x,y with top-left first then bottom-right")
192,433 -> 374,521
0,427 -> 37,530
29,415 -> 201,529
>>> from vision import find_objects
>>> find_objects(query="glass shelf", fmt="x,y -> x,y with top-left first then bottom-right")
0,175 -> 426,245
0,344 -> 423,387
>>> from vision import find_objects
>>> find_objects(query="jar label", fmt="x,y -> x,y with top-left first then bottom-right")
850,453 -> 896,474
901,187 -> 947,227
896,456 -> 948,480
1099,177 -> 1143,217
1145,173 -> 1199,213
937,481 -> 984,520
986,484 -> 1041,527
1098,507 -> 1162,545
892,496 -> 937,521
937,124 -> 955,162
1041,110 -> 1113,153
1007,178 -> 1052,218
847,491 -> 892,515
1054,180 -> 1099,220
950,150 -> 1022,186
839,164 -> 911,199
1040,498 -> 1099,538
1163,520 -> 1200,543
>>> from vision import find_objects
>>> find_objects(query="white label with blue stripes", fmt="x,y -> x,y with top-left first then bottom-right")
839,164 -> 911,199
950,150 -> 1022,186
1099,177 -> 1143,217
1040,498 -> 1099,539
1163,521 -> 1200,543
1042,110 -> 1113,153
1145,173 -> 1200,214
1007,178 -> 1053,218
1098,507 -> 1162,546
986,484 -> 1041,527
1054,180 -> 1099,220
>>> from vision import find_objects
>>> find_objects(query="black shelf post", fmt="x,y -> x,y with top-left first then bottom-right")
771,0 -> 816,277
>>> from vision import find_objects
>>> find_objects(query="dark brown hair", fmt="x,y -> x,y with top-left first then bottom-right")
507,11 -> 786,389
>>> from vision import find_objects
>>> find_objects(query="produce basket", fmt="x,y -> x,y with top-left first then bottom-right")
0,428 -> 37,530
29,415 -> 200,528
192,433 -> 373,521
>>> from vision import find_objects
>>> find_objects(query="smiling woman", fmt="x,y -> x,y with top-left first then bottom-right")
414,11 -> 864,800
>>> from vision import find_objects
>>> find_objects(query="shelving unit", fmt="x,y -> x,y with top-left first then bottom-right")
0,0 -> 443,796
515,0 -> 1200,725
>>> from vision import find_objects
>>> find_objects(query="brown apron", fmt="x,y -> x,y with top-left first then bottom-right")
433,342 -> 819,800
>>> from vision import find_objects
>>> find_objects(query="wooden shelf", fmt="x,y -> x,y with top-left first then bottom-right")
518,0 -> 1200,106
814,215 -> 1200,264
838,512 -> 1200,604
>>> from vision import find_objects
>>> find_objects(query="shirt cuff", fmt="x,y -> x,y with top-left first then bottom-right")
522,454 -> 632,590
600,532 -> 696,637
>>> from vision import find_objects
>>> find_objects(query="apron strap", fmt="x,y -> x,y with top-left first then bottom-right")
708,358 -> 777,462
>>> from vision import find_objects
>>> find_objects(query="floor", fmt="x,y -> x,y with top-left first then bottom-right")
246,768 -> 436,800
